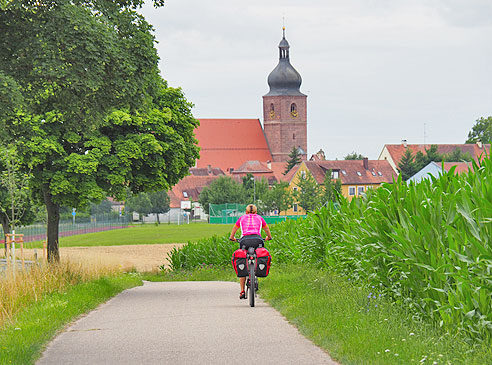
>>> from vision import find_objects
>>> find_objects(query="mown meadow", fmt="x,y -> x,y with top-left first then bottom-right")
169,156 -> 492,359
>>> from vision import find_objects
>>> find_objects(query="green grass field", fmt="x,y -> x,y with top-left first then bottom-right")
25,223 -> 232,248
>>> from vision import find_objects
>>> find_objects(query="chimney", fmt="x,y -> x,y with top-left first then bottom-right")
477,140 -> 483,149
401,139 -> 407,148
363,157 -> 369,170
207,164 -> 212,174
267,160 -> 272,169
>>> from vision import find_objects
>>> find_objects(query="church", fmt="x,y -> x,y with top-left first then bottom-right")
168,29 -> 309,209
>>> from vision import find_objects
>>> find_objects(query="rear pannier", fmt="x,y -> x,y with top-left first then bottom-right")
255,247 -> 271,277
232,249 -> 248,277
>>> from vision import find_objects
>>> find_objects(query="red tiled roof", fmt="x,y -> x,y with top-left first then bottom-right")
384,144 -> 490,166
195,119 -> 273,172
169,175 -> 220,208
189,167 -> 225,176
442,162 -> 472,174
286,160 -> 397,185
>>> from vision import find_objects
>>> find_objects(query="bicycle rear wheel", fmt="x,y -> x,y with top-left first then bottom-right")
249,261 -> 255,307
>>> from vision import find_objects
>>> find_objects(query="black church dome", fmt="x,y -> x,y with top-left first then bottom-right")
265,30 -> 305,97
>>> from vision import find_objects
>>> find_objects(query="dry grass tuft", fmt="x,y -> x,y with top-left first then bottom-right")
0,259 -> 121,327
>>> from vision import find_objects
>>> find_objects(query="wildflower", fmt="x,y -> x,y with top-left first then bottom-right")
372,285 -> 375,288
410,332 -> 415,336
402,338 -> 406,342
438,355 -> 443,357
433,362 -> 438,365
374,304 -> 378,307
384,318 -> 388,321
377,352 -> 381,354
14,328 -> 21,331
385,349 -> 390,353
394,353 -> 399,357
373,296 -> 376,299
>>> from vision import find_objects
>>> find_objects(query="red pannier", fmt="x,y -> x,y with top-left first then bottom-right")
255,247 -> 271,277
232,249 -> 248,277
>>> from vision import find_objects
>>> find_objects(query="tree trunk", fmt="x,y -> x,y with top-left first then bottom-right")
156,213 -> 160,224
43,187 -> 60,262
1,214 -> 9,256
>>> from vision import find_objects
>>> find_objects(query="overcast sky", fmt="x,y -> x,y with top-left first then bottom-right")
140,0 -> 492,159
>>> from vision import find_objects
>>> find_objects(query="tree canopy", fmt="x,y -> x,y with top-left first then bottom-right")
0,0 -> 199,261
284,146 -> 302,175
466,116 -> 492,144
344,151 -> 366,160
293,172 -> 321,212
199,177 -> 246,215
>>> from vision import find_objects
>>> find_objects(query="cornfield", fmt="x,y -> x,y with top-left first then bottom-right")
169,156 -> 492,340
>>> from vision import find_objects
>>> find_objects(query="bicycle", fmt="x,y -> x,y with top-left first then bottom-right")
231,236 -> 268,307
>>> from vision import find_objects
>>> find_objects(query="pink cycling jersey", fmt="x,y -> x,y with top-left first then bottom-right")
235,214 -> 267,236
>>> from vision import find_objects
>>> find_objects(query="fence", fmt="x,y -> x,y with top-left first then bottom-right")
0,213 -> 131,244
209,203 -> 247,224
209,203 -> 306,224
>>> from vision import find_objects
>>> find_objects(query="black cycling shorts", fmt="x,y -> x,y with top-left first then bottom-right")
239,234 -> 264,250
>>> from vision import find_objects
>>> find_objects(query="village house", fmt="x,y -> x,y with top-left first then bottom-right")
283,159 -> 397,214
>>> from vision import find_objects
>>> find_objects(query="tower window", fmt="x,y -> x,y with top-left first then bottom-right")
293,133 -> 295,140
290,103 -> 298,117
270,103 -> 274,112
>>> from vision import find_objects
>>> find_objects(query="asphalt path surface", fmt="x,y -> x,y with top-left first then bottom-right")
37,281 -> 337,365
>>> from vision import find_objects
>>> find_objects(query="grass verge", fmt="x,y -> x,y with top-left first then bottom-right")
22,222 -> 231,248
148,264 -> 492,364
0,273 -> 142,364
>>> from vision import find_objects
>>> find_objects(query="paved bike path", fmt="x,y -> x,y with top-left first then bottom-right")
37,281 -> 337,364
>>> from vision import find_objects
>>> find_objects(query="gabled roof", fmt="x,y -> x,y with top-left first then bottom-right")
189,167 -> 225,176
286,160 -> 397,185
230,160 -> 286,185
195,119 -> 273,172
381,143 -> 490,167
442,161 -> 473,174
169,175 -> 219,208
407,161 -> 472,183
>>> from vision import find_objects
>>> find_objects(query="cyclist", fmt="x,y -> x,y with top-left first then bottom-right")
229,204 -> 272,299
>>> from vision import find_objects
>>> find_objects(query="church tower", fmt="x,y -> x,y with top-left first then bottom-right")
263,28 -> 307,162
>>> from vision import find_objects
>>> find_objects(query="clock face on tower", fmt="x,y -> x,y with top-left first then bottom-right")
270,110 -> 275,119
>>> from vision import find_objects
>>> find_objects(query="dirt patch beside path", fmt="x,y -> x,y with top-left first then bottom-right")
21,244 -> 183,273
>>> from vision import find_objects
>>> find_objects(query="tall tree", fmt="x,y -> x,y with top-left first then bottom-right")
283,146 -> 302,175
260,181 -> 293,215
414,151 -> 429,172
320,170 -> 342,205
125,193 -> 152,222
148,191 -> 170,224
242,174 -> 268,204
443,148 -> 472,162
466,116 -> 492,144
344,151 -> 366,160
293,171 -> 321,212
0,145 -> 35,245
198,177 -> 246,215
398,149 -> 417,181
1,1 -> 199,261
425,145 -> 443,162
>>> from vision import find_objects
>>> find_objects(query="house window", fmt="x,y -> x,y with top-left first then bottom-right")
293,187 -> 298,192
332,170 -> 339,179
356,171 -> 362,176
300,171 -> 306,178
349,186 -> 356,196
183,191 -> 188,198
293,203 -> 298,212
358,186 -> 365,195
